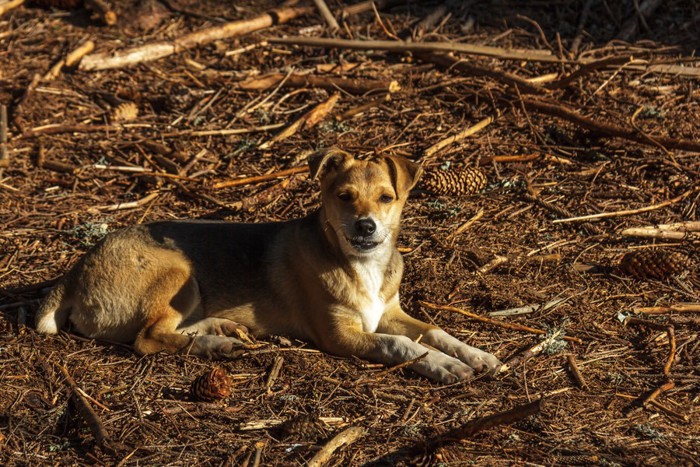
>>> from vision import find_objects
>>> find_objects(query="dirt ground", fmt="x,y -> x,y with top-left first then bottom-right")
1,1 -> 699,465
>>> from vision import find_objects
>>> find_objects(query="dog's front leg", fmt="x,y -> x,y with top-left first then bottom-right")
318,314 -> 474,384
378,303 -> 502,376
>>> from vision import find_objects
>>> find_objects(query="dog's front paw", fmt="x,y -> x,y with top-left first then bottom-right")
426,329 -> 502,375
411,351 -> 475,384
456,346 -> 502,375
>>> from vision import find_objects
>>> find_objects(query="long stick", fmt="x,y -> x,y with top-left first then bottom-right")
270,36 -> 559,63
553,187 -> 699,223
419,300 -> 582,344
80,6 -> 312,70
57,363 -> 111,447
522,98 -> 700,152
212,166 -> 309,190
423,116 -> 493,159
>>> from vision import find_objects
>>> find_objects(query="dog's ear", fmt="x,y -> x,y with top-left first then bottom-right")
308,148 -> 353,180
384,155 -> 423,198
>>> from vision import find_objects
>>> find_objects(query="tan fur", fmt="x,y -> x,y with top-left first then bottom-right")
36,149 -> 501,383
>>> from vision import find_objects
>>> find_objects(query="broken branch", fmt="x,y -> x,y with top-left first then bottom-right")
308,426 -> 365,467
212,166 -> 309,190
57,363 -> 111,447
419,301 -> 582,344
80,6 -> 313,70
239,72 -> 399,95
522,97 -> 700,152
269,36 -> 559,63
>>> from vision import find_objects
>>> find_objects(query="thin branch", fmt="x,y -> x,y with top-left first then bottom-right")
212,166 -> 309,190
419,300 -> 582,344
269,36 -> 559,63
552,187 -> 699,223
308,426 -> 365,467
80,6 -> 313,70
522,97 -> 700,152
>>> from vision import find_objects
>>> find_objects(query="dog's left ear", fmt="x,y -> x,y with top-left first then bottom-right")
384,155 -> 423,198
308,148 -> 353,180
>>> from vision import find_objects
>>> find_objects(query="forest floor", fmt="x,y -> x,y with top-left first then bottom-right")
0,1 -> 699,465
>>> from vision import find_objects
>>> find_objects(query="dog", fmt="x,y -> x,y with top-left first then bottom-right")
36,149 -> 501,383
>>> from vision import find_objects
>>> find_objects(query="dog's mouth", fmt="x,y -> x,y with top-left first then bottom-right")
347,236 -> 381,251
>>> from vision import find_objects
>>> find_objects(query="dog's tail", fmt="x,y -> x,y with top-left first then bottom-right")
35,280 -> 71,334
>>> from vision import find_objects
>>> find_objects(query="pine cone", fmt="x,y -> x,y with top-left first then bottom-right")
190,367 -> 233,402
619,250 -> 691,280
31,0 -> 83,9
111,102 -> 138,122
419,167 -> 487,196
279,413 -> 325,441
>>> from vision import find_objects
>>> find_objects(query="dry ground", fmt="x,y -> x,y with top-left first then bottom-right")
1,1 -> 699,465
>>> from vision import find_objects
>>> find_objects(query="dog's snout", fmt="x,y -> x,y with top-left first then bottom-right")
355,218 -> 376,237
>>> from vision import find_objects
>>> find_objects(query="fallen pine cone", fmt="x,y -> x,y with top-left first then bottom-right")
619,250 -> 691,280
110,102 -> 138,122
190,367 -> 233,402
419,167 -> 487,196
279,413 -> 326,441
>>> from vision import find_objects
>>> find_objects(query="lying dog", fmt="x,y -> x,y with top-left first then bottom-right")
36,149 -> 501,383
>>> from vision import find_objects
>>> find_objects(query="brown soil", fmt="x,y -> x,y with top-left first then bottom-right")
1,1 -> 699,465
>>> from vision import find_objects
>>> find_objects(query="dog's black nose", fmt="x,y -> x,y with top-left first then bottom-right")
355,218 -> 376,236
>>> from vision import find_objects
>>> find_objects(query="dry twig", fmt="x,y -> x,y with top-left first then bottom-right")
44,40 -> 96,81
270,36 -> 558,62
566,355 -> 588,389
522,98 -> 700,152
423,117 -> 493,159
56,363 -> 112,448
308,426 -> 365,467
420,301 -> 582,344
312,0 -> 339,30
239,73 -> 398,95
80,6 -> 312,70
212,166 -> 308,190
553,187 -> 700,223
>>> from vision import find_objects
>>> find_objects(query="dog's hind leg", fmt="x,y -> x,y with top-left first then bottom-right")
35,279 -> 72,335
133,268 -> 245,359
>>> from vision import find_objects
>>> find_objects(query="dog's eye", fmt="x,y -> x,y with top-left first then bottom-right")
337,192 -> 352,202
379,194 -> 394,203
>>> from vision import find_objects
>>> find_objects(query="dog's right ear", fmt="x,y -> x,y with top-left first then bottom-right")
308,148 -> 353,180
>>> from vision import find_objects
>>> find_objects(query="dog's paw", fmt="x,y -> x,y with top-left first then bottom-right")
411,351 -> 475,384
426,329 -> 502,375
456,346 -> 502,375
192,335 -> 246,359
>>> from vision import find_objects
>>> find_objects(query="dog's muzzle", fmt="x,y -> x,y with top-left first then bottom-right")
348,218 -> 381,251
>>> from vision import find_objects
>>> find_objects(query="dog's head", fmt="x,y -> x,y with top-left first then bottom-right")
309,149 -> 422,258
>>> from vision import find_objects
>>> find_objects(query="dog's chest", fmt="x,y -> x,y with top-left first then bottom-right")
353,259 -> 387,333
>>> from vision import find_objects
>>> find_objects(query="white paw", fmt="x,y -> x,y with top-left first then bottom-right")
426,329 -> 502,375
191,335 -> 246,359
411,351 -> 475,384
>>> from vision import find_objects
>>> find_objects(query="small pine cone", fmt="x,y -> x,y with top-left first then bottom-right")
111,102 -> 139,122
190,367 -> 233,402
31,0 -> 83,9
279,413 -> 325,441
619,250 -> 691,280
419,167 -> 487,196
